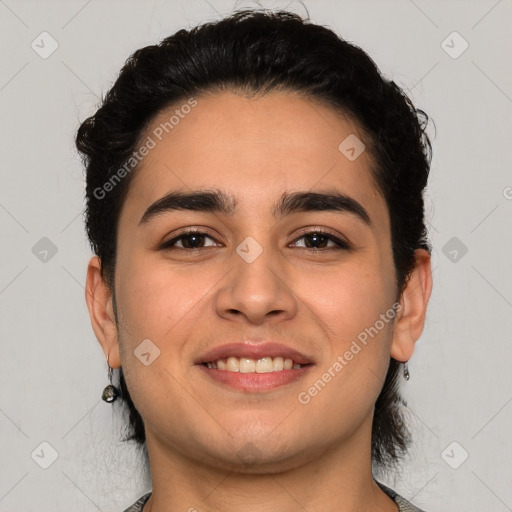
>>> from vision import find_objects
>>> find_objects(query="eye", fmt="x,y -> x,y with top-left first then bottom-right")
160,229 -> 218,250
290,229 -> 351,252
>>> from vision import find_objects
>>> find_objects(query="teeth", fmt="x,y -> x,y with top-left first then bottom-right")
272,356 -> 284,371
256,357 -> 273,373
205,356 -> 304,372
226,357 -> 240,372
239,358 -> 255,373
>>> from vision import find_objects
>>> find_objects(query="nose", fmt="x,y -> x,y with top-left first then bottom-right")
213,246 -> 298,325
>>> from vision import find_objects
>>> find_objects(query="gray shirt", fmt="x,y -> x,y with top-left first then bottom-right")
122,483 -> 426,512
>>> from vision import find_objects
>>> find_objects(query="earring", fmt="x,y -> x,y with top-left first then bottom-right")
403,361 -> 410,381
101,354 -> 120,403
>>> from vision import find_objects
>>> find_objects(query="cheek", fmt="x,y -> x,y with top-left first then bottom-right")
296,267 -> 396,427
303,260 -> 396,401
306,259 -> 394,334
116,257 -> 210,344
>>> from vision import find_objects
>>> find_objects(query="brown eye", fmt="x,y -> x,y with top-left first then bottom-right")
161,230 -> 218,250
291,230 -> 351,252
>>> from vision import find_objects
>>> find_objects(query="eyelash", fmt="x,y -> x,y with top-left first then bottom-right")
160,228 -> 351,254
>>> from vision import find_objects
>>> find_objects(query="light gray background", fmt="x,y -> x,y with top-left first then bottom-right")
1,0 -> 511,511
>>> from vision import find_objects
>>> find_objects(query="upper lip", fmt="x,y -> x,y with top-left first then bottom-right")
195,341 -> 314,365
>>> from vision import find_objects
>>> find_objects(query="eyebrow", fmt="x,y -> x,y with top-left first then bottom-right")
138,188 -> 372,227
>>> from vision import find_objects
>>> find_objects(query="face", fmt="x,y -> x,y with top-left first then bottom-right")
92,91 -> 423,472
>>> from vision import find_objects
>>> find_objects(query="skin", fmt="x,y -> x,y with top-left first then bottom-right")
86,91 -> 432,512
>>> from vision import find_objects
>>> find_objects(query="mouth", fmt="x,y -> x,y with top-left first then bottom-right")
195,341 -> 315,392
201,356 -> 310,372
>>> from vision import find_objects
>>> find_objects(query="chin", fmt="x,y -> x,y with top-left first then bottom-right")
199,439 -> 311,475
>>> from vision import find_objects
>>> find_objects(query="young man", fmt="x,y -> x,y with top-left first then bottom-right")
78,9 -> 433,512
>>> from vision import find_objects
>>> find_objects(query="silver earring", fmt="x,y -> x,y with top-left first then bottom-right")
101,355 -> 120,403
403,361 -> 410,381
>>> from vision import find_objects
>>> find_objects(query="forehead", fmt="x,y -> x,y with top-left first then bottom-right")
122,91 -> 387,227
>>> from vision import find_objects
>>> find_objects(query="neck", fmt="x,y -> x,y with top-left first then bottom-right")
142,417 -> 397,512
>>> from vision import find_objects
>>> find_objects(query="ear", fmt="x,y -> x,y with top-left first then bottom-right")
85,256 -> 121,368
390,249 -> 433,362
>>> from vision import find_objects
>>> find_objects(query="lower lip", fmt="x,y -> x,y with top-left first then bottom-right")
197,364 -> 314,391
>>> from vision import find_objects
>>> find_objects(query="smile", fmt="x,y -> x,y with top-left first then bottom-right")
203,356 -> 306,372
